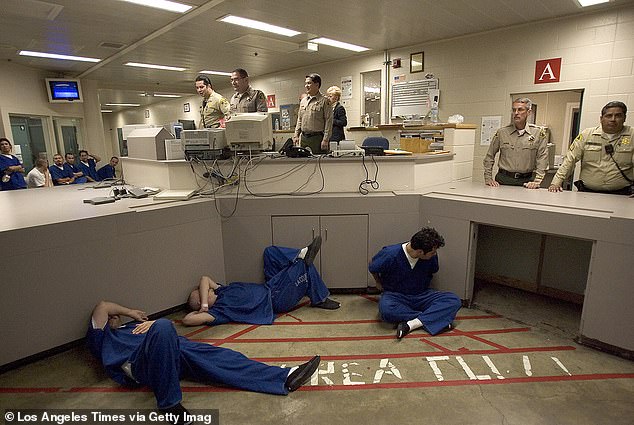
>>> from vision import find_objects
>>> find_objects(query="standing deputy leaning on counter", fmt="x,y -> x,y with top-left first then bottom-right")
195,74 -> 230,129
293,73 -> 333,154
483,98 -> 549,189
549,101 -> 633,196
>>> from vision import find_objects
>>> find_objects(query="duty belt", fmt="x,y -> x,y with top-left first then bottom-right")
302,131 -> 324,137
498,169 -> 533,179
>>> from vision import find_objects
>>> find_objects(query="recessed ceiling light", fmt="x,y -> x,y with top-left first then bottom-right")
125,62 -> 186,71
199,70 -> 232,76
121,0 -> 192,13
218,15 -> 301,37
310,37 -> 369,52
576,0 -> 609,6
153,93 -> 181,98
19,50 -> 101,62
101,110 -> 113,113
105,103 -> 141,107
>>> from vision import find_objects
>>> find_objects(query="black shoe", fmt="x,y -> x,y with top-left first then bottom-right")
312,298 -> 340,310
303,236 -> 322,266
285,355 -> 320,392
396,322 -> 410,339
159,403 -> 192,425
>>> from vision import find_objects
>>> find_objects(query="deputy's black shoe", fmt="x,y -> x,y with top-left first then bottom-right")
312,298 -> 340,310
159,403 -> 192,425
396,322 -> 410,339
303,236 -> 322,266
285,355 -> 320,392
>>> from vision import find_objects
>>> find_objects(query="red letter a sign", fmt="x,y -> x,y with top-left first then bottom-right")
534,58 -> 561,84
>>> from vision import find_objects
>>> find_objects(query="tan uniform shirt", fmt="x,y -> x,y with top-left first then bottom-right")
483,123 -> 549,184
199,91 -> 230,128
230,87 -> 268,113
552,125 -> 633,191
294,92 -> 333,143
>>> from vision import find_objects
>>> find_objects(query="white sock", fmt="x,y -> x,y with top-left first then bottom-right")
407,318 -> 423,331
287,366 -> 299,377
297,247 -> 308,259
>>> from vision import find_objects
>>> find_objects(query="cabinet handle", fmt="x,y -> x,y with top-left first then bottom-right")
312,228 -> 315,239
324,228 -> 327,241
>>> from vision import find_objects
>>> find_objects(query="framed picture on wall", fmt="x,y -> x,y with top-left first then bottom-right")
410,52 -> 424,73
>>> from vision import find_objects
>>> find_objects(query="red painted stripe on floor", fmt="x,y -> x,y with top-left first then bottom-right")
418,337 -> 451,352
191,327 -> 531,344
455,331 -> 509,350
38,372 -> 634,395
212,324 -> 261,347
270,315 -> 500,326
283,313 -> 302,322
183,326 -> 212,339
0,388 -> 61,393
358,294 -> 379,303
251,345 -> 577,362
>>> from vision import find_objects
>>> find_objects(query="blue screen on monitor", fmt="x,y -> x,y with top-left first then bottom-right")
49,80 -> 81,101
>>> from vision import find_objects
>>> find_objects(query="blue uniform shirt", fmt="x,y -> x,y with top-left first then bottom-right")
208,283 -> 274,325
49,164 -> 75,184
77,159 -> 99,181
369,243 -> 439,295
97,164 -> 116,180
0,154 -> 27,190
86,321 -> 145,387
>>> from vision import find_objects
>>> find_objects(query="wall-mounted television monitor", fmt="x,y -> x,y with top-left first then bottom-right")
45,78 -> 83,103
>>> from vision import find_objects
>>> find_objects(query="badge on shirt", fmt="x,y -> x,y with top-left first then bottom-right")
621,137 -> 630,145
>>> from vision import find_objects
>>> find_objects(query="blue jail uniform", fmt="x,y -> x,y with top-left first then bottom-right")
97,164 -> 116,180
206,246 -> 330,325
0,154 -> 27,190
77,158 -> 100,181
49,164 -> 75,185
369,243 -> 461,335
67,162 -> 88,184
86,318 -> 289,409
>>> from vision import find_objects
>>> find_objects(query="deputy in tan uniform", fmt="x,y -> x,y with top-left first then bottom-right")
549,101 -> 632,195
229,68 -> 267,114
483,97 -> 549,188
293,73 -> 333,154
195,75 -> 230,128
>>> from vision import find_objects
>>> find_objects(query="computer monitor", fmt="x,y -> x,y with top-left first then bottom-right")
225,113 -> 273,151
179,119 -> 196,130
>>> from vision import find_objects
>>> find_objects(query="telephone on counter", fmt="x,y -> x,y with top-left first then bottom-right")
279,139 -> 311,158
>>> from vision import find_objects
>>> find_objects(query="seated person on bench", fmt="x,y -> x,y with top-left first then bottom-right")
182,237 -> 340,327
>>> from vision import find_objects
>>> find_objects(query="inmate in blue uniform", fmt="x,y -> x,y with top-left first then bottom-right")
369,243 -> 461,335
97,164 -> 116,180
207,246 -> 330,325
0,154 -> 27,190
67,162 -> 88,184
77,158 -> 100,181
87,318 -> 290,409
49,164 -> 76,185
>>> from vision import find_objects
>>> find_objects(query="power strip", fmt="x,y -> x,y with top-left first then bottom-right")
330,149 -> 365,157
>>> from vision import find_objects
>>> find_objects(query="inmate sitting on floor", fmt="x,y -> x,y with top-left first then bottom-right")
182,236 -> 340,327
369,227 -> 462,339
87,301 -> 320,425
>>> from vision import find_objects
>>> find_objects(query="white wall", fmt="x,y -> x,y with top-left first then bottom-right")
0,61 -> 106,160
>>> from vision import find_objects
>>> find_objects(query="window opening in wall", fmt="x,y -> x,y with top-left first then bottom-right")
9,115 -> 49,172
361,70 -> 381,126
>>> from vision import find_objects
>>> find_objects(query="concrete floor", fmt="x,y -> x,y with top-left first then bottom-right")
1,288 -> 633,425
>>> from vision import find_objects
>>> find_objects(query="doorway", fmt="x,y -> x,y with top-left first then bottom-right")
53,117 -> 84,155
9,115 -> 48,172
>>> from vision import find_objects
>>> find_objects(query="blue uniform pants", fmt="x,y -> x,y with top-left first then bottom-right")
379,290 -> 461,335
263,246 -> 330,313
130,319 -> 289,409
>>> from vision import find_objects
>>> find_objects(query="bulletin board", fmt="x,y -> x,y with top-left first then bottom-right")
391,78 -> 438,118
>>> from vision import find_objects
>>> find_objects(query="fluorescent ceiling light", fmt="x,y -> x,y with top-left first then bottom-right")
311,37 -> 369,52
125,62 -> 186,71
199,70 -> 232,76
218,15 -> 301,37
153,93 -> 181,98
101,110 -> 113,113
105,103 -> 141,107
121,0 -> 192,13
19,50 -> 101,62
576,0 -> 609,6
